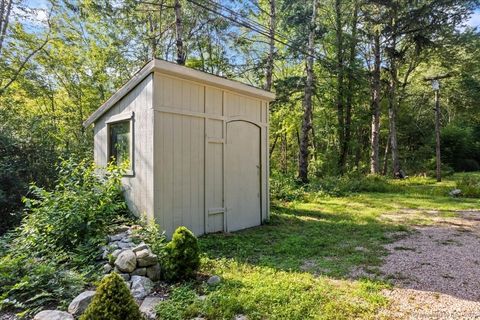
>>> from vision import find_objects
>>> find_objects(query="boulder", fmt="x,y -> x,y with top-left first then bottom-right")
207,275 -> 221,285
33,310 -> 74,320
109,233 -> 127,242
115,250 -> 137,273
450,189 -> 462,196
103,263 -> 112,273
131,267 -> 147,277
146,263 -> 161,281
234,315 -> 248,320
130,275 -> 154,300
139,296 -> 163,320
116,241 -> 134,249
68,290 -> 96,316
111,249 -> 123,259
136,249 -> 158,267
132,243 -> 149,253
119,273 -> 131,281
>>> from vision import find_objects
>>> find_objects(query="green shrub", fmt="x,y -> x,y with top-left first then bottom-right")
270,172 -> 307,202
163,227 -> 200,281
80,273 -> 143,320
456,175 -> 480,198
133,216 -> 167,257
0,158 -> 128,314
155,284 -> 201,320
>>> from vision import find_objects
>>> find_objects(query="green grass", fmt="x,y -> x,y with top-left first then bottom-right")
159,174 -> 480,320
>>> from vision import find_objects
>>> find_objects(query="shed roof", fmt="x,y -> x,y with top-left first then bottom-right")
84,59 -> 276,127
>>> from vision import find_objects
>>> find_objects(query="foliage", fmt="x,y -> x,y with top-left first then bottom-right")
155,284 -> 201,320
270,172 -> 307,202
0,159 -> 128,314
456,174 -> 480,198
163,227 -> 201,281
441,124 -> 480,172
271,172 -> 399,201
80,272 -> 144,320
132,216 -> 167,257
0,129 -> 58,235
17,158 -> 126,257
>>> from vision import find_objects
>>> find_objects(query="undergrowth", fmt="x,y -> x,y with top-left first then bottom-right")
0,159 -> 129,316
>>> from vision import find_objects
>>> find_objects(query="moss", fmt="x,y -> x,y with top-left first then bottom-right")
80,272 -> 143,320
163,227 -> 200,281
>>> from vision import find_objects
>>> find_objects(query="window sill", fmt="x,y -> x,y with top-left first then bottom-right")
123,170 -> 135,177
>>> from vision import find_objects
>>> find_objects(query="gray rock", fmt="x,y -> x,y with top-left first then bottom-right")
234,315 -> 248,320
109,233 -> 127,242
119,273 -> 131,281
450,189 -> 462,196
115,250 -> 137,273
116,241 -> 134,249
132,243 -> 149,252
121,237 -> 132,243
146,263 -> 161,281
130,275 -> 154,300
131,267 -> 147,276
103,263 -> 112,273
197,295 -> 207,301
33,310 -> 74,320
207,275 -> 221,285
139,297 -> 163,320
111,249 -> 123,259
68,291 -> 95,316
136,249 -> 158,267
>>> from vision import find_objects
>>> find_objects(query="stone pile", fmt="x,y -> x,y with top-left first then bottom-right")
101,227 -> 161,300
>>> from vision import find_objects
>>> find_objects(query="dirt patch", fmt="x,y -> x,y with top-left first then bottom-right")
380,210 -> 480,319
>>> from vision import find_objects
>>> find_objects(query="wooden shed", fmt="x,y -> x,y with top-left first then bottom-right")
84,59 -> 275,237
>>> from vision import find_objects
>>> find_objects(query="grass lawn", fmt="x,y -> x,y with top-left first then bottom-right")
160,174 -> 480,320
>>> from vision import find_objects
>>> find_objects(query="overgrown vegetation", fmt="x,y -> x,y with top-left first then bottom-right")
163,227 -> 201,281
80,273 -> 144,320
456,174 -> 480,198
0,159 -> 128,315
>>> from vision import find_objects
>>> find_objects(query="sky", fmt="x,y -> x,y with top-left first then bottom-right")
19,0 -> 480,31
467,9 -> 480,29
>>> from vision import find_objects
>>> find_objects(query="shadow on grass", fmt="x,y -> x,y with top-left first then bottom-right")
199,204 -> 405,279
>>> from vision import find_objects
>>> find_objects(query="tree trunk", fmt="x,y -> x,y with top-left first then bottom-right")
343,1 -> 359,173
382,133 -> 390,175
387,6 -> 401,178
0,0 -> 12,55
335,0 -> 346,174
370,31 -> 381,174
174,0 -> 185,65
264,0 -> 276,91
298,0 -> 318,184
388,65 -> 401,178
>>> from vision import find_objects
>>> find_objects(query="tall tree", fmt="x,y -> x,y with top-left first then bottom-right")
174,0 -> 186,65
298,0 -> 318,183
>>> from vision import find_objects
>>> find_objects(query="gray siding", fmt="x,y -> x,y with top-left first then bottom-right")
93,74 -> 155,221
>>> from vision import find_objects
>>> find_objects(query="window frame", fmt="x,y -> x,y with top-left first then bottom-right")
106,112 -> 134,176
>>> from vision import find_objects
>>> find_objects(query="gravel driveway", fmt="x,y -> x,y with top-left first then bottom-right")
379,210 -> 480,319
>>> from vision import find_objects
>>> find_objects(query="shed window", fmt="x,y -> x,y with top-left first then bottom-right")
109,121 -> 131,169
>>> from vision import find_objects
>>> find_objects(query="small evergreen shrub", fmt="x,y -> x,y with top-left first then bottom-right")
163,227 -> 200,281
80,273 -> 143,320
